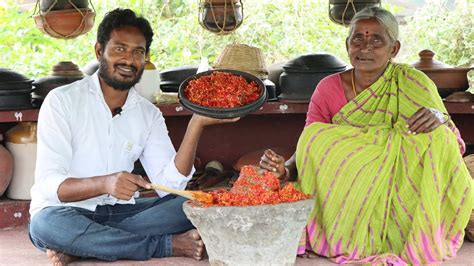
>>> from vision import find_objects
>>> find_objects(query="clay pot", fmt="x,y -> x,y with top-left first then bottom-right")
445,92 -> 474,103
412,50 -> 472,97
5,122 -> 37,200
199,0 -> 243,34
329,0 -> 380,25
33,8 -> 96,39
0,137 -> 13,197
33,61 -> 84,100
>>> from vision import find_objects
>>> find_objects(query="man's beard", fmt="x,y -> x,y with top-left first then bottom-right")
98,58 -> 144,91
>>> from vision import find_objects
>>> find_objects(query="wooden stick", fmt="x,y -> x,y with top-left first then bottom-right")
149,183 -> 213,204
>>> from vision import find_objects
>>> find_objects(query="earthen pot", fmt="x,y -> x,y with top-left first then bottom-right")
199,0 -> 243,34
33,61 -> 84,100
329,0 -> 380,25
5,122 -> 37,200
0,135 -> 13,197
33,8 -> 95,39
445,92 -> 474,103
412,50 -> 473,97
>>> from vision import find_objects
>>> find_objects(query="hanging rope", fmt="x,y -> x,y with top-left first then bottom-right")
199,0 -> 243,35
33,0 -> 96,39
341,0 -> 357,26
328,0 -> 381,26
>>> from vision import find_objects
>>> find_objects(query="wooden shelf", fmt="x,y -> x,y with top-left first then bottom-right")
157,101 -> 309,116
0,109 -> 40,123
0,101 -> 473,123
443,102 -> 474,114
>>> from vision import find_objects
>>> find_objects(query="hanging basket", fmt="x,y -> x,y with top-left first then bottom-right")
32,0 -> 96,39
328,0 -> 381,26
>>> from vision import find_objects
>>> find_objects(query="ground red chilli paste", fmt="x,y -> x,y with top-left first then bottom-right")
202,165 -> 311,207
184,71 -> 261,108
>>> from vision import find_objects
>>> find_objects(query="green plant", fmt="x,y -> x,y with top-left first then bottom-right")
0,0 -> 472,80
398,0 -> 473,67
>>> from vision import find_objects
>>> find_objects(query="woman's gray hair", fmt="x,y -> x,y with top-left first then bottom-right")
348,6 -> 399,44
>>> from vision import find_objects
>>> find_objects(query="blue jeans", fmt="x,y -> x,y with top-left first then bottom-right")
29,195 -> 193,261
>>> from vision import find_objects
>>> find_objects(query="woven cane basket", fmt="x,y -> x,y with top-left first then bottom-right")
464,154 -> 474,242
213,44 -> 268,79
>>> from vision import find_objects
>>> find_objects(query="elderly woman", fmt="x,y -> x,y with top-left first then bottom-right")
260,6 -> 473,265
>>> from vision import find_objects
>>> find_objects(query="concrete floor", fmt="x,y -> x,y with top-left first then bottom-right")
0,227 -> 473,265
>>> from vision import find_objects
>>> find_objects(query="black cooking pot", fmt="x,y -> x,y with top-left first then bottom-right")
160,65 -> 198,84
33,75 -> 83,99
0,68 -> 34,109
267,61 -> 287,97
0,80 -> 33,91
160,81 -> 180,93
283,53 -> 346,73
0,68 -> 33,90
263,79 -> 277,101
0,89 -> 34,110
278,53 -> 347,102
179,69 -> 267,119
0,68 -> 31,81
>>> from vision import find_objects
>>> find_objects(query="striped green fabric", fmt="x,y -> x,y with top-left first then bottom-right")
295,63 -> 473,264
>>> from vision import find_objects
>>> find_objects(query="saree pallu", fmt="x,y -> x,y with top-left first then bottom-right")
295,63 -> 473,265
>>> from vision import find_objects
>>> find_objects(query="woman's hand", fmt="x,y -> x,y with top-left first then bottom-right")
259,149 -> 287,180
406,107 -> 446,134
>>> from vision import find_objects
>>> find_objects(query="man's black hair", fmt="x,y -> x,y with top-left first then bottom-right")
97,8 -> 153,53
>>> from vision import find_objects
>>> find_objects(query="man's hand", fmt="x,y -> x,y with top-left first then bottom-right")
406,107 -> 445,134
189,114 -> 240,128
104,172 -> 151,200
174,114 -> 240,177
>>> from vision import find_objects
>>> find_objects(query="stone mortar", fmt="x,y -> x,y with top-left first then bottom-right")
183,199 -> 313,266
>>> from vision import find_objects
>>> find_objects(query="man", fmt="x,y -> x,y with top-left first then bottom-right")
29,8 -> 237,265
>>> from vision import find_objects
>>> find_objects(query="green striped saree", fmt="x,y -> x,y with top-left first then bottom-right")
295,63 -> 473,265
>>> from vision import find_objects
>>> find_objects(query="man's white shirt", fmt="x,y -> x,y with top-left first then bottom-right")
30,72 -> 193,218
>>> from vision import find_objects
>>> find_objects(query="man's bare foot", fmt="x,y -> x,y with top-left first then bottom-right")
172,229 -> 205,260
46,249 -> 78,266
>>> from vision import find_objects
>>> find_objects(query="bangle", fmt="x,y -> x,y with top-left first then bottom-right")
442,112 -> 451,125
428,108 -> 450,124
